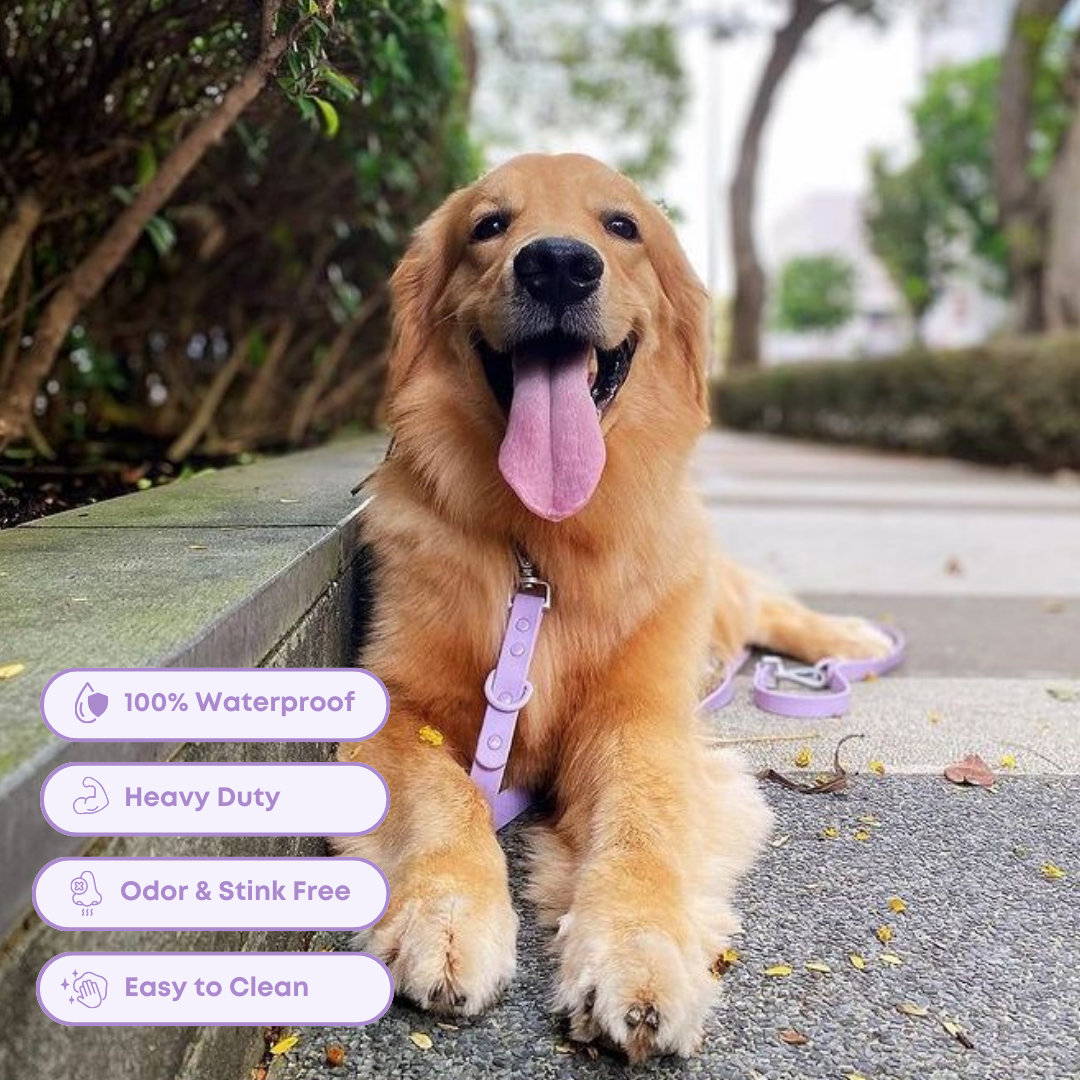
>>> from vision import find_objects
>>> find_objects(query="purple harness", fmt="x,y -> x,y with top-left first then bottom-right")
472,554 -> 906,829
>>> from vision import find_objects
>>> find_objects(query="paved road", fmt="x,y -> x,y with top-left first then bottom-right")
269,432 -> 1080,1080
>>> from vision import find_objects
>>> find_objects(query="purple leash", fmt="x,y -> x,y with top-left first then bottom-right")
472,552 -> 906,828
699,624 -> 906,719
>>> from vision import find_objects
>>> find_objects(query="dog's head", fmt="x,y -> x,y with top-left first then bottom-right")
386,153 -> 709,523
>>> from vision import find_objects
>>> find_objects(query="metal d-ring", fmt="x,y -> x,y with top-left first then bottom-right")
484,669 -> 534,712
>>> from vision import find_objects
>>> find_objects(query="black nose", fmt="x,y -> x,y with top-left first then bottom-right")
513,237 -> 604,308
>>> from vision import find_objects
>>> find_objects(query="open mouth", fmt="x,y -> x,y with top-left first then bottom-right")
475,328 -> 638,416
473,328 -> 638,522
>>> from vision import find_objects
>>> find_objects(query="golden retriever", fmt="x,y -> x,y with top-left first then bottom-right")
335,153 -> 891,1061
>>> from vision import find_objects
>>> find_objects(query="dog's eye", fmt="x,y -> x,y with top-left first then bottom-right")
470,212 -> 511,242
604,214 -> 640,242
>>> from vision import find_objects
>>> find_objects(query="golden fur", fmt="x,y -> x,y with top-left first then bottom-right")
334,153 -> 890,1060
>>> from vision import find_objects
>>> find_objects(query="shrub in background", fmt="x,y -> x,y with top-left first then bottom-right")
714,336 -> 1080,473
0,0 -> 476,461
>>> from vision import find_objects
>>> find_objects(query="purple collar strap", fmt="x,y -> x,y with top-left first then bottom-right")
469,555 -> 550,830
470,554 -> 905,827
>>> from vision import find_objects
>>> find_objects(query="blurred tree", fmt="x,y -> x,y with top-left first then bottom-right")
864,153 -> 950,341
0,0 -> 343,451
994,0 -> 1073,331
468,0 -> 687,183
727,0 -> 892,371
868,31 -> 1077,335
773,254 -> 855,332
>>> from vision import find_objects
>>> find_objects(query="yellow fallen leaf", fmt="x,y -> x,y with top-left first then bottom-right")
879,953 -> 903,966
999,754 -> 1017,769
940,1016 -> 973,1047
815,773 -> 833,785
897,1003 -> 929,1017
821,826 -> 840,839
858,814 -> 881,826
868,760 -> 886,775
763,964 -> 793,977
417,725 -> 444,747
794,747 -> 813,768
849,953 -> 867,971
409,1032 -> 434,1050
0,662 -> 26,680
1041,862 -> 1066,880
554,1042 -> 574,1054
876,925 -> 893,944
845,1074 -> 870,1080
771,834 -> 791,848
854,829 -> 872,842
928,710 -> 941,725
711,948 -> 740,977
805,960 -> 832,974
270,1035 -> 300,1056
887,896 -> 907,914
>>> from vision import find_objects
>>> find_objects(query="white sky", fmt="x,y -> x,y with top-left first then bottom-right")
671,4 -> 923,293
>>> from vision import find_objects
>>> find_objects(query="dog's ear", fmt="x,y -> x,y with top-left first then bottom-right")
647,212 -> 711,427
386,190 -> 468,401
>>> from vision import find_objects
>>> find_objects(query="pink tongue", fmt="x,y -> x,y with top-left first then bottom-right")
498,345 -> 606,521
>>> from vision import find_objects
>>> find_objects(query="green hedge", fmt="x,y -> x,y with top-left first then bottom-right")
713,336 -> 1080,472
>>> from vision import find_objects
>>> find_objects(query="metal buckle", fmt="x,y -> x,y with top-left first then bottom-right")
510,545 -> 552,610
759,656 -> 831,690
510,575 -> 552,610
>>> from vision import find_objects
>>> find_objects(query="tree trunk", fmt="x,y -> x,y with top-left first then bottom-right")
0,193 -> 42,305
993,0 -> 1068,333
727,0 -> 840,370
286,287 -> 385,445
0,10 -> 300,451
166,331 -> 254,462
1044,100 -> 1080,329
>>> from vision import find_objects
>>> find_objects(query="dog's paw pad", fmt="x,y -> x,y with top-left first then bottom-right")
624,1003 -> 661,1032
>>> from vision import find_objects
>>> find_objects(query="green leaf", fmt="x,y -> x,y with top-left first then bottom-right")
144,215 -> 177,256
319,64 -> 359,101
136,143 -> 158,187
312,96 -> 340,138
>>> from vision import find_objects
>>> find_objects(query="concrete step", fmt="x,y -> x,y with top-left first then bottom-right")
268,777 -> 1079,1080
706,675 -> 1080,777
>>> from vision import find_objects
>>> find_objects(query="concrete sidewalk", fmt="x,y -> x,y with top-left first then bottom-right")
269,432 -> 1079,1080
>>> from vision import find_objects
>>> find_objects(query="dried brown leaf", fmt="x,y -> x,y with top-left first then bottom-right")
757,733 -> 865,795
944,753 -> 995,787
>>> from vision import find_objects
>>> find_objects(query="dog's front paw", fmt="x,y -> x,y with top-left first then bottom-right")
366,867 -> 517,1016
554,911 -> 713,1061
